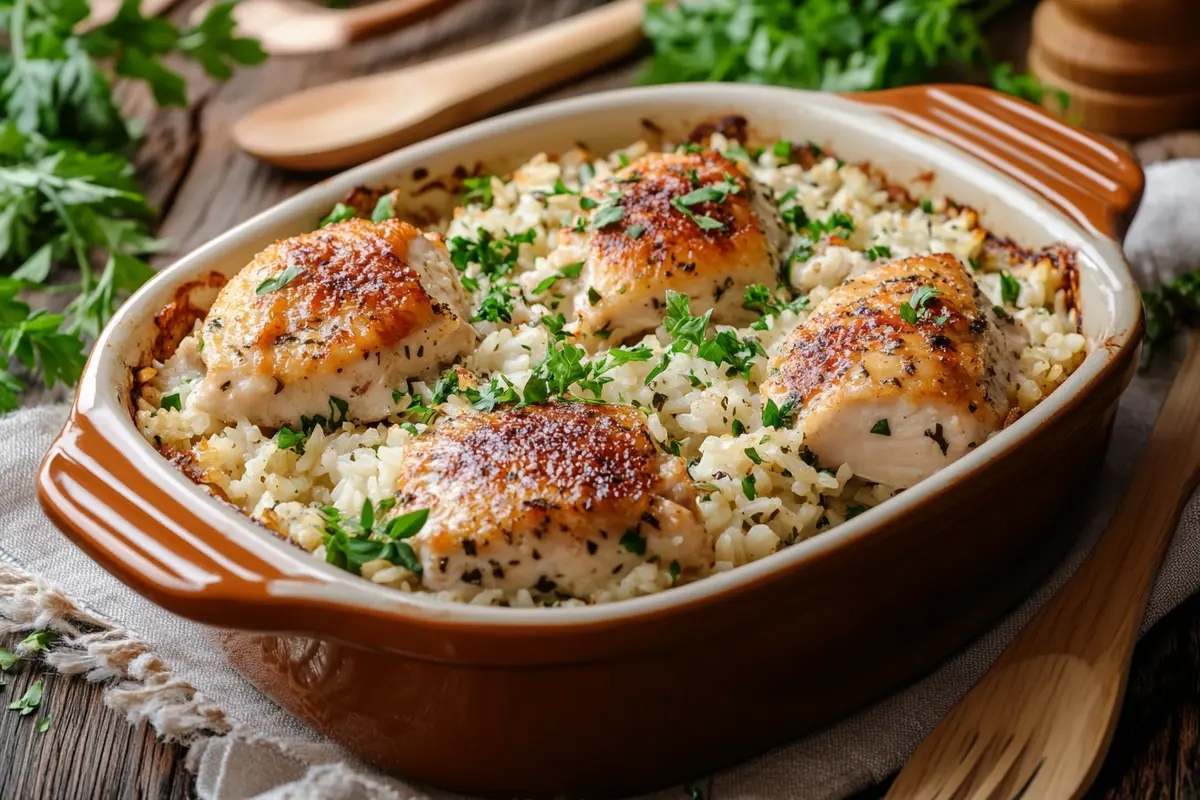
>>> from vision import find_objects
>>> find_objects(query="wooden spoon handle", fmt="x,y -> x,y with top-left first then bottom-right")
341,0 -> 456,42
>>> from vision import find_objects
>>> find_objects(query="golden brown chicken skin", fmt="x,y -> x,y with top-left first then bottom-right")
388,402 -> 712,600
763,254 -> 1020,488
571,150 -> 786,341
193,219 -> 474,429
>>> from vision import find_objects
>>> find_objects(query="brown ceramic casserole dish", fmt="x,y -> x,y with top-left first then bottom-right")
37,84 -> 1143,798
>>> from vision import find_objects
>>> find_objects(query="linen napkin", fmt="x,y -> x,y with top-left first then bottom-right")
1,160 -> 1198,800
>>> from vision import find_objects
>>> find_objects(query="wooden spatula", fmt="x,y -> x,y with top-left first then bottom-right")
232,0 -> 645,170
887,329 -> 1200,799
188,0 -> 456,56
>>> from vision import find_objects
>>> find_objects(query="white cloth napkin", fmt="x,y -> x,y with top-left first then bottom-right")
1,160 -> 1199,800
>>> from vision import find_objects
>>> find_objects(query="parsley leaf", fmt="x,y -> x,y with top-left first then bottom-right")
761,397 -> 795,429
319,202 -> 356,227
619,529 -> 646,555
461,176 -> 495,208
255,266 -> 302,295
900,285 -> 945,325
870,419 -> 891,436
8,678 -> 42,715
999,271 -> 1021,306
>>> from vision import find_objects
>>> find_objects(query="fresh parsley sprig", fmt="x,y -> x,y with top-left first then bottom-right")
638,0 -> 1067,109
0,0 -> 266,412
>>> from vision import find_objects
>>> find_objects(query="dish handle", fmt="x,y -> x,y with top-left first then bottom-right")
847,84 -> 1144,241
36,405 -> 329,628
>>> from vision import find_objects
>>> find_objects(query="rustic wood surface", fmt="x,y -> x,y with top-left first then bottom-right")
5,1 -> 1200,798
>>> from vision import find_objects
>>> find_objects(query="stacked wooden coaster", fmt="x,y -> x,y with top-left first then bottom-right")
1030,0 -> 1200,137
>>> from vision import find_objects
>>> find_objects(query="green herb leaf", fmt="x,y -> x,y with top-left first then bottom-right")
319,202 -> 356,227
619,529 -> 646,555
36,715 -> 50,733
255,266 -> 302,295
999,272 -> 1021,306
761,397 -> 795,429
865,244 -> 892,261
276,425 -> 307,453
744,447 -> 762,464
0,649 -> 19,670
8,679 -> 43,715
870,419 -> 890,436
19,632 -> 53,652
461,176 -> 495,208
370,194 -> 393,222
741,474 -> 756,500
160,393 -> 181,412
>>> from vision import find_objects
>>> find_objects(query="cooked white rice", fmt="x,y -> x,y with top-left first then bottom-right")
135,133 -> 1087,606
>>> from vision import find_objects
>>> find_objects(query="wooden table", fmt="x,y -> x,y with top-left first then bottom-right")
3,1 -> 1199,797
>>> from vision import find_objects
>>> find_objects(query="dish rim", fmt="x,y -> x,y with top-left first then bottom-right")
42,82 -> 1145,633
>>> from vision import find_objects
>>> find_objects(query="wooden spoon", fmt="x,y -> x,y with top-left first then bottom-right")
188,0 -> 456,56
232,0 -> 645,170
887,329 -> 1200,800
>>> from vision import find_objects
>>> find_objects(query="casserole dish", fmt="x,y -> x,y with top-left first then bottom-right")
38,84 -> 1143,798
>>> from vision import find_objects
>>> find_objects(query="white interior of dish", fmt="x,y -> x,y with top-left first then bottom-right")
83,84 -> 1139,627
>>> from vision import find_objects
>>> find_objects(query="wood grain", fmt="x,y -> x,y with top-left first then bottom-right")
7,1 -> 1200,798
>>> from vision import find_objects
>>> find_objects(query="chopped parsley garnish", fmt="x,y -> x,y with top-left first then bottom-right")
919,198 -> 935,213
846,504 -> 867,519
8,679 -> 43,716
741,474 -> 757,500
328,396 -> 349,426
865,244 -> 892,261
744,447 -> 762,464
472,281 -> 520,323
993,305 -> 1014,323
160,393 -> 181,412
531,262 -> 584,296
731,418 -> 746,436
626,224 -> 645,239
587,190 -> 626,230
619,529 -> 647,555
319,202 -> 356,227
255,266 -> 302,295
761,397 -> 795,429
461,175 -> 495,208
371,194 -> 394,222
579,162 -> 596,184
540,313 -> 568,341
546,179 -> 576,196
431,368 -> 462,404
587,286 -> 602,306
999,271 -> 1021,306
773,140 -> 792,161
320,500 -> 429,577
870,419 -> 891,436
449,228 -> 534,280
743,283 -> 809,329
668,560 -> 681,583
669,176 -> 740,231
276,425 -> 307,453
465,376 -> 521,411
899,285 -> 945,325
647,290 -> 765,384
807,211 -> 855,237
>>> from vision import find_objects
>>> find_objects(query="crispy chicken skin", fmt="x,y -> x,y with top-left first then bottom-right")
763,254 -> 1020,489
193,219 -> 475,429
389,402 -> 712,599
572,150 -> 786,340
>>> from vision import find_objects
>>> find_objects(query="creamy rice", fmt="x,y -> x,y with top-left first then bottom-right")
135,132 -> 1087,606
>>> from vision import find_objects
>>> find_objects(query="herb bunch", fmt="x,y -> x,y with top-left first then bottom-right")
0,0 -> 265,411
638,0 -> 1065,108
